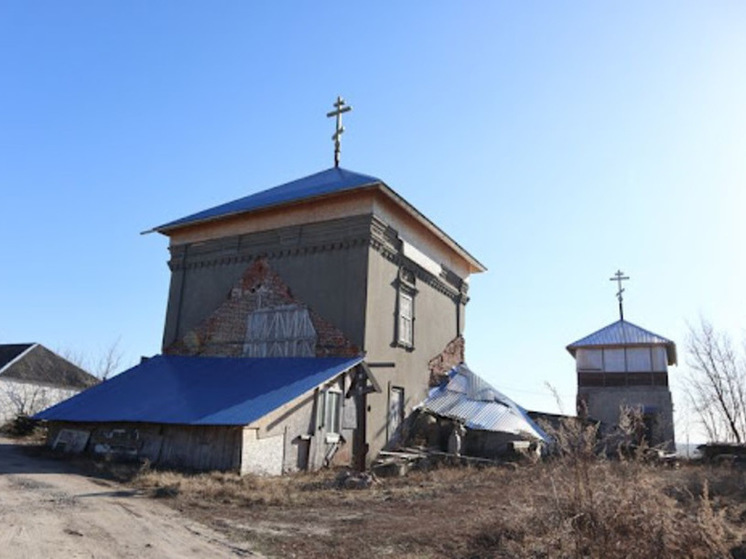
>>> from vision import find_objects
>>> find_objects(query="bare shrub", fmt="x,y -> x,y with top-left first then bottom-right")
685,318 -> 746,443
1,414 -> 43,438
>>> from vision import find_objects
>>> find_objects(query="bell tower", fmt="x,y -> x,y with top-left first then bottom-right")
566,272 -> 676,450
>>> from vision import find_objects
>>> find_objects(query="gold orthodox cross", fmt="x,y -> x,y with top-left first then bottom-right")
327,96 -> 352,168
609,269 -> 630,320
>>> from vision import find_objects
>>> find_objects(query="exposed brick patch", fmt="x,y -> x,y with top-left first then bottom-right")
166,258 -> 359,358
428,335 -> 465,387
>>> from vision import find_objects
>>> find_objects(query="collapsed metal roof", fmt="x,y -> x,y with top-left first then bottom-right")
35,355 -> 363,426
566,319 -> 677,365
421,363 -> 549,442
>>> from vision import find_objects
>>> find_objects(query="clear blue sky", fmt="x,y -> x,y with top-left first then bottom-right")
2,2 -> 745,442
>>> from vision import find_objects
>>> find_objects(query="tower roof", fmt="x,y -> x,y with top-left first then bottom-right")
566,319 -> 677,365
148,166 -> 486,274
153,167 -> 382,232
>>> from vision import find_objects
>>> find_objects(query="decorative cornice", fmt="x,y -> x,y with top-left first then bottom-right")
168,213 -> 469,303
368,237 -> 463,302
170,235 -> 370,271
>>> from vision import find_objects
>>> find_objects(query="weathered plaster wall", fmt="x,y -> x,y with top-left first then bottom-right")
578,386 -> 675,449
246,373 -> 356,474
241,429 -> 284,475
363,239 -> 467,459
0,379 -> 79,423
163,215 -> 372,350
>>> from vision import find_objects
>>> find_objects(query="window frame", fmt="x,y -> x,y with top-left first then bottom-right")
317,386 -> 342,438
395,267 -> 417,350
324,389 -> 342,435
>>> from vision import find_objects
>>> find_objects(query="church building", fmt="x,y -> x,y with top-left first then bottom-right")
153,173 -> 485,463
38,98 -> 486,473
566,271 -> 677,450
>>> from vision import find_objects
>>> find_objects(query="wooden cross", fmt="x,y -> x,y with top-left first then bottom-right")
609,269 -> 630,320
326,96 -> 352,167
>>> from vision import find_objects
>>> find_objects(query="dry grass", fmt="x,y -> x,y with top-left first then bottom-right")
129,459 -> 746,558
21,418 -> 746,558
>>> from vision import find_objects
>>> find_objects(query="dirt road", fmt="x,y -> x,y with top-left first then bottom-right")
0,438 -> 256,559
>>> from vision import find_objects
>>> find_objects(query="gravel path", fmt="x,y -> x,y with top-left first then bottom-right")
0,438 -> 257,559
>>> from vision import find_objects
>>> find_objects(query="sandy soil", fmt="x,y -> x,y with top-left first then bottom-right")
0,438 -> 257,559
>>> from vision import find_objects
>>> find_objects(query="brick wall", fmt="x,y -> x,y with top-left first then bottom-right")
427,335 -> 465,387
166,258 -> 359,358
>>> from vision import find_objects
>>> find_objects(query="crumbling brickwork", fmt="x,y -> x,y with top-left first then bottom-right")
428,335 -> 465,387
166,258 -> 359,358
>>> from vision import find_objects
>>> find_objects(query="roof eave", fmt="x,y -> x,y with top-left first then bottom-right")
149,180 -> 486,274
146,180 -> 383,236
0,343 -> 38,376
377,184 -> 487,274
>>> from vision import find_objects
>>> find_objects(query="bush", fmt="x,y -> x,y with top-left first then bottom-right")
1,414 -> 43,438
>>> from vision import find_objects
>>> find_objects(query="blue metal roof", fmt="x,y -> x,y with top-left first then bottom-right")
421,363 -> 549,442
35,355 -> 363,426
154,167 -> 383,232
566,319 -> 677,364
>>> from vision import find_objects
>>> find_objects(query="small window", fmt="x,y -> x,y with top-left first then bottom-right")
398,292 -> 414,347
318,388 -> 341,435
651,347 -> 668,371
604,349 -> 626,372
577,349 -> 603,371
627,348 -> 652,372
325,391 -> 341,434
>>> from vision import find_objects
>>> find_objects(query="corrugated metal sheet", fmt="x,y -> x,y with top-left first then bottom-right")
35,355 -> 363,426
422,363 -> 548,441
153,167 -> 382,232
566,319 -> 677,364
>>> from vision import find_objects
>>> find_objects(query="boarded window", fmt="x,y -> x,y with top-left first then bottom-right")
577,349 -> 603,371
388,386 -> 404,442
627,348 -> 652,372
244,305 -> 317,357
604,349 -> 626,372
398,292 -> 414,347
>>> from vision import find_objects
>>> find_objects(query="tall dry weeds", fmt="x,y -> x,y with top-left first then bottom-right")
127,427 -> 741,558
465,417 -> 735,559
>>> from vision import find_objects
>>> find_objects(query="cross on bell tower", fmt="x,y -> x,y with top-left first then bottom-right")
609,269 -> 630,321
326,96 -> 352,168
